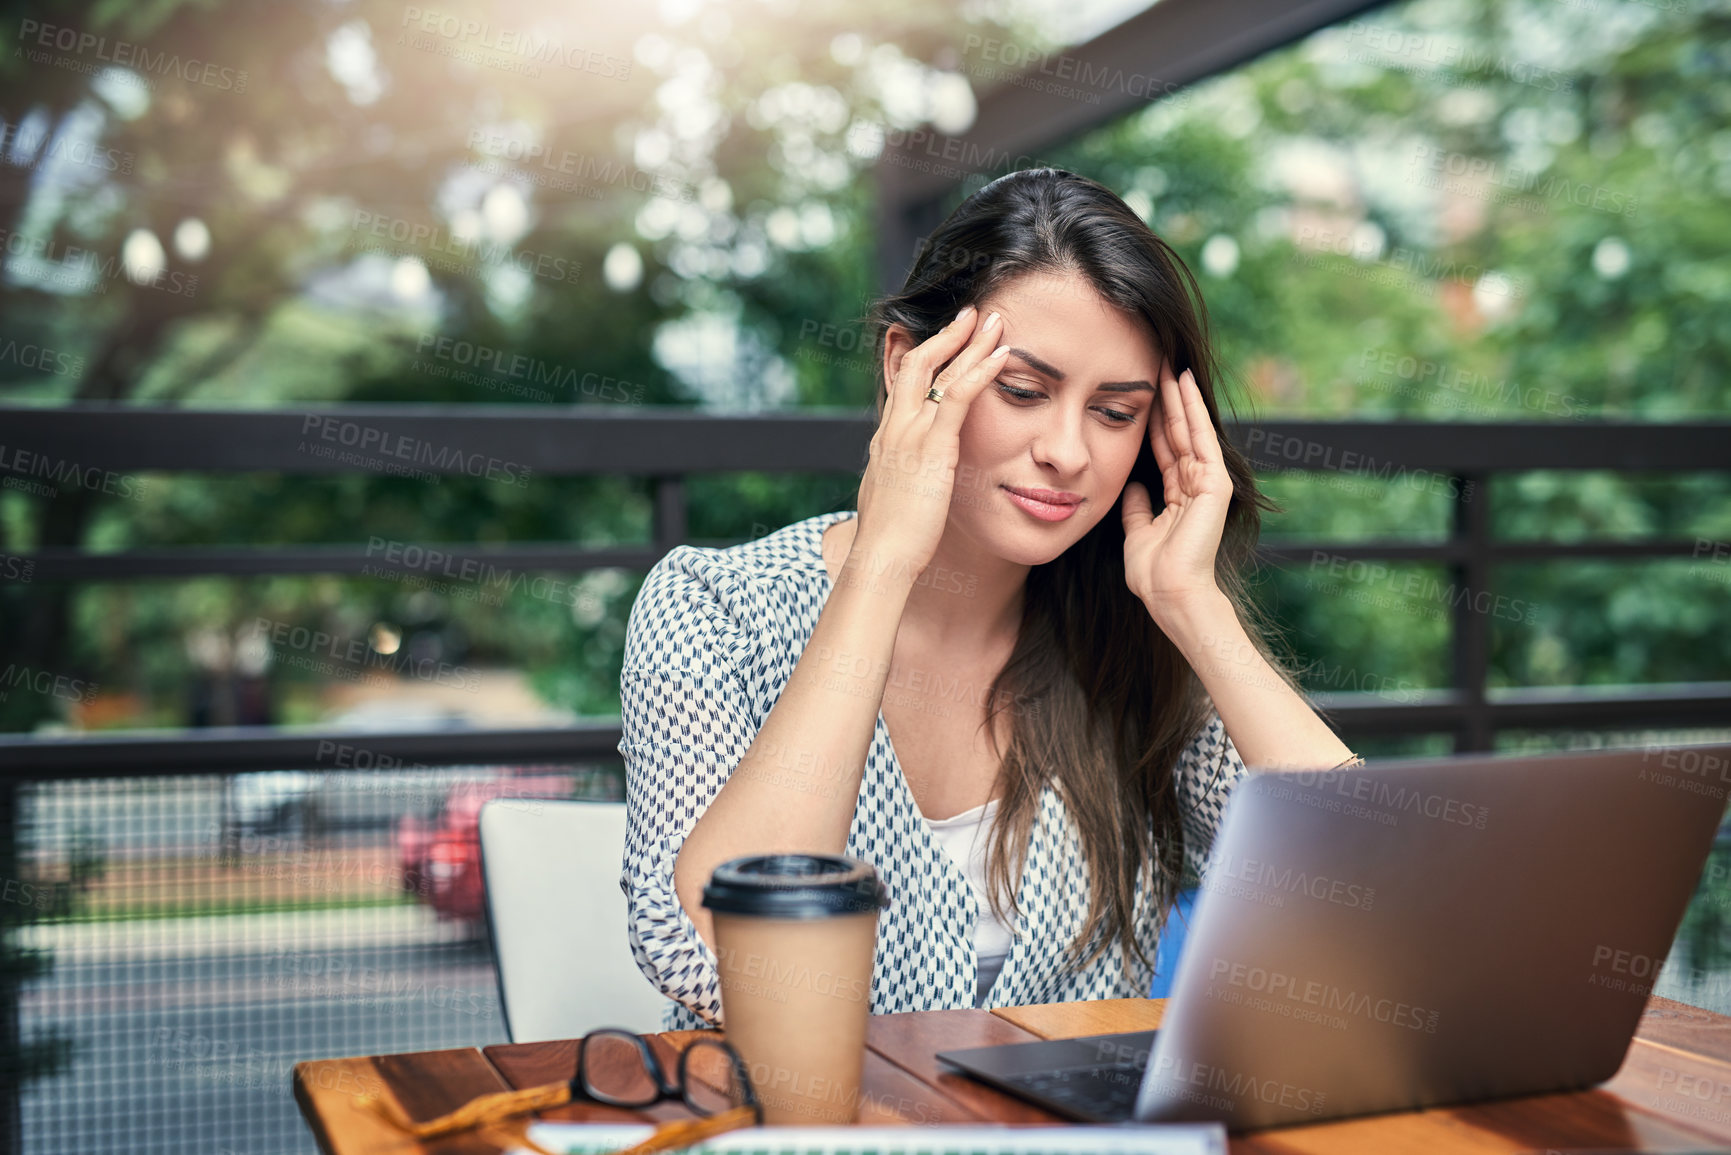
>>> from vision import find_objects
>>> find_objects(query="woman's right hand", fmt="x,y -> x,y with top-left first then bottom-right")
851,305 -> 1009,579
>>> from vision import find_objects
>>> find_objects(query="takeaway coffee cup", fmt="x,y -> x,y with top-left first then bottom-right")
702,854 -> 890,1124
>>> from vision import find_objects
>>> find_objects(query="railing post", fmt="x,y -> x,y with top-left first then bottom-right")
652,476 -> 687,554
1452,473 -> 1493,752
1,777 -> 21,1153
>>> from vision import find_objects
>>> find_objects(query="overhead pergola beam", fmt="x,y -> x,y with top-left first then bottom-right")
876,0 -> 1390,288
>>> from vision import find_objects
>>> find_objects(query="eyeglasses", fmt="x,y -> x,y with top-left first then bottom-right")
573,1028 -> 762,1123
356,1026 -> 761,1155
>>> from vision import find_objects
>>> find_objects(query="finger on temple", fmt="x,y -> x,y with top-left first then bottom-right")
1180,369 -> 1221,462
952,310 -> 1006,376
893,311 -> 982,414
1160,363 -> 1194,460
929,339 -> 1008,433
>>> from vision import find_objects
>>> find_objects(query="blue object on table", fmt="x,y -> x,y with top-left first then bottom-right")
1147,886 -> 1198,998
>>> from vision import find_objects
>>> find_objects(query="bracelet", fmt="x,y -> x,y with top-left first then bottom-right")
1332,752 -> 1366,769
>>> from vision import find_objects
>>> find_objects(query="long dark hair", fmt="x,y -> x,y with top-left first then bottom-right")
867,167 -> 1289,980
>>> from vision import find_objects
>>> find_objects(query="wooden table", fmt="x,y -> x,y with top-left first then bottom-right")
295,996 -> 1731,1154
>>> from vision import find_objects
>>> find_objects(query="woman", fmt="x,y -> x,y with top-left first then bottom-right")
619,168 -> 1356,1031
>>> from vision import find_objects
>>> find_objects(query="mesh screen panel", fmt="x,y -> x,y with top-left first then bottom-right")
14,764 -> 621,1155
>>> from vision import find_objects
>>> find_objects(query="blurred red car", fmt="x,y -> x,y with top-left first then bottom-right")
394,771 -> 574,935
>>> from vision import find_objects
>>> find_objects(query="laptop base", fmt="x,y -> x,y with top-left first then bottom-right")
937,1031 -> 1158,1122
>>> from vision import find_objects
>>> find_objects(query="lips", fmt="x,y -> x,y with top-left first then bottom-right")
1002,485 -> 1082,522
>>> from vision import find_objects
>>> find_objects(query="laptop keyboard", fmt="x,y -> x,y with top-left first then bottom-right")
1003,1065 -> 1144,1119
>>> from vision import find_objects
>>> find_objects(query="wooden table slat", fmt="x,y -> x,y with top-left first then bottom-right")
1226,1107 -> 1534,1155
292,1058 -> 411,1155
853,1051 -> 985,1125
370,1047 -> 516,1128
481,1038 -> 691,1124
655,1023 -> 977,1126
293,1047 -> 516,1155
1597,1037 -> 1731,1146
990,998 -> 1166,1040
1221,1071 -> 1731,1154
866,1008 -> 1062,1124
1439,1085 -> 1726,1153
1635,996 -> 1731,1067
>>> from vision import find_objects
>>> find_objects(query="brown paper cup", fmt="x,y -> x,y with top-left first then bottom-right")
704,854 -> 890,1124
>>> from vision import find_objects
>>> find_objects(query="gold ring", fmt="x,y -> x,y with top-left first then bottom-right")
924,386 -> 944,404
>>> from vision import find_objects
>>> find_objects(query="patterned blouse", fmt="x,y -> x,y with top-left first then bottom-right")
617,510 -> 1251,1031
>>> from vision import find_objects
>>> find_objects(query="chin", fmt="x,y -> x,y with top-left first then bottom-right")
956,494 -> 1101,567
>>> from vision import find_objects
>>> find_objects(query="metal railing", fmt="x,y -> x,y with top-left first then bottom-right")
3,406 -> 1728,772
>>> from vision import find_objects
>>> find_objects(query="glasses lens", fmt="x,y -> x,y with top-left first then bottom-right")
582,1031 -> 659,1105
681,1040 -> 753,1116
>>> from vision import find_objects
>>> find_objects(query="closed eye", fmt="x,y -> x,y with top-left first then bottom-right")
996,382 -> 1139,425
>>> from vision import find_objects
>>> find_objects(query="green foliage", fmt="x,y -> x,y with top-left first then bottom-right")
0,0 -> 998,734
1037,0 -> 1731,708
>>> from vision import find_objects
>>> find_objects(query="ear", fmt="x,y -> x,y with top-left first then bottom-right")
881,323 -> 918,402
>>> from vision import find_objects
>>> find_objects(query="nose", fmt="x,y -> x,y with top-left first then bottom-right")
1029,401 -> 1089,479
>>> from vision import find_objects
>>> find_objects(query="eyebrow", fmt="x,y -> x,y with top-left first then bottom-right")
1004,347 -> 1156,396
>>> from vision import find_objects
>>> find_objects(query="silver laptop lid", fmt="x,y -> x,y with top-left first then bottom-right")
1134,744 -> 1731,1130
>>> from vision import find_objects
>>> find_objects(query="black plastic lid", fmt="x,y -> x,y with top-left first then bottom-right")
702,854 -> 891,919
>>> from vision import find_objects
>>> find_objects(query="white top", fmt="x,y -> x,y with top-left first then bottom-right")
923,798 -> 1015,1006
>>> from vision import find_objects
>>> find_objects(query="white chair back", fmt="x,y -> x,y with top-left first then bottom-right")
479,798 -> 669,1041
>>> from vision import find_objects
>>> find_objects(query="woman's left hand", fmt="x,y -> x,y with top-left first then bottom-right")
1120,362 -> 1235,618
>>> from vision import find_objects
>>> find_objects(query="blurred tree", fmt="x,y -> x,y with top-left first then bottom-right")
0,0 -> 1014,732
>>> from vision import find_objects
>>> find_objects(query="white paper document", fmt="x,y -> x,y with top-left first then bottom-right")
518,1122 -> 1228,1155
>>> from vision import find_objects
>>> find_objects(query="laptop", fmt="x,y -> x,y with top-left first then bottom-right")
937,743 -> 1731,1131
